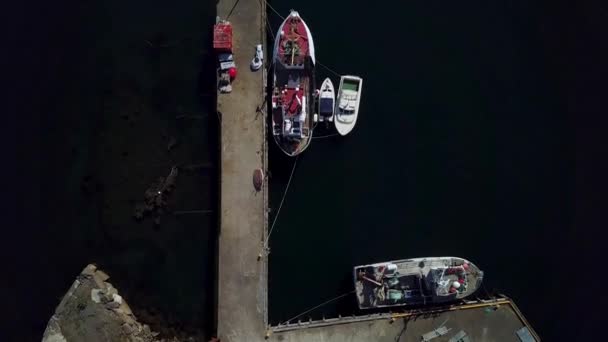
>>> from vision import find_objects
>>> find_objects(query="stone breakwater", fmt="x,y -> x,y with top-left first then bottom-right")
42,264 -> 160,342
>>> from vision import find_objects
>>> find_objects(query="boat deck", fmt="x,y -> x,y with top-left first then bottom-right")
271,70 -> 313,155
355,258 -> 483,309
277,14 -> 310,66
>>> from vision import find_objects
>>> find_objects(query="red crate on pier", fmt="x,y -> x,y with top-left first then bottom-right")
213,21 -> 233,52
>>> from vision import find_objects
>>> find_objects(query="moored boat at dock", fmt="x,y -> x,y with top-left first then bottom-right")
354,257 -> 483,309
318,78 -> 335,123
271,10 -> 316,156
334,75 -> 362,136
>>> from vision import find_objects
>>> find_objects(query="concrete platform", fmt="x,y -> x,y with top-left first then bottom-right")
216,0 -> 268,341
270,298 -> 539,342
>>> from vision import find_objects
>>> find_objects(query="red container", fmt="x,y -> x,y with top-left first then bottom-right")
213,22 -> 233,52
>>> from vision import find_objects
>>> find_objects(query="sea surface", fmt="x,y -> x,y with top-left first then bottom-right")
267,1 -> 573,340
10,0 -> 218,340
7,0 -> 585,341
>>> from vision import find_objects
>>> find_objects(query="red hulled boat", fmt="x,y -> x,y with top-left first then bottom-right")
271,10 -> 316,156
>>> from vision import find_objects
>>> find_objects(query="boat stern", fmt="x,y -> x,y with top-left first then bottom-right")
353,265 -> 367,309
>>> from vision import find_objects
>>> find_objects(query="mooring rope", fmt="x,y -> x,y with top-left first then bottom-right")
261,0 -> 285,20
265,12 -> 275,41
317,61 -> 341,78
226,0 -> 242,20
312,133 -> 339,139
394,319 -> 408,342
483,283 -> 494,300
264,154 -> 299,248
281,290 -> 356,325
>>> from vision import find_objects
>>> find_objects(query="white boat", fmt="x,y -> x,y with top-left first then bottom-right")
334,75 -> 363,136
354,256 -> 484,309
318,78 -> 335,122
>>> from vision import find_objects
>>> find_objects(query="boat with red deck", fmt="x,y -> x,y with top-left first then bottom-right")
271,10 -> 316,156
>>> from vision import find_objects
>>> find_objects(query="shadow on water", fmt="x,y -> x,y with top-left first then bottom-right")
10,0 -> 218,340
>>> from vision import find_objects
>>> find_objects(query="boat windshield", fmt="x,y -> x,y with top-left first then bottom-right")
342,79 -> 359,92
320,98 -> 333,113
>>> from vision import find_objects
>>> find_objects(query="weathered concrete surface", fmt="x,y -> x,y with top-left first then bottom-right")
216,0 -> 268,341
270,301 -> 538,342
42,265 -> 159,342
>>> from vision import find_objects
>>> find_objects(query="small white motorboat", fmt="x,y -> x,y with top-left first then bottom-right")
334,75 -> 363,136
318,78 -> 335,122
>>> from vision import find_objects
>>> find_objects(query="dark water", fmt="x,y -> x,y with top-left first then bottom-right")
6,0 -> 606,341
8,0 -> 218,340
268,1 -> 576,340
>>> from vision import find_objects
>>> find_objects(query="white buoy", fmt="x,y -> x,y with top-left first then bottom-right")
452,281 -> 461,289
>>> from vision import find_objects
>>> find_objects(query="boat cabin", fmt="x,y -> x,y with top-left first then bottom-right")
272,66 -> 310,139
338,79 -> 361,114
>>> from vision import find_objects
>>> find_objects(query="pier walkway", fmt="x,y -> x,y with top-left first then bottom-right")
216,0 -> 268,341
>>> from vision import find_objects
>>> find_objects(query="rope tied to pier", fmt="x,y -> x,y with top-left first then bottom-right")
312,133 -> 340,139
264,155 -> 299,249
260,0 -> 285,20
266,12 -> 275,42
317,61 -> 341,78
280,290 -> 356,325
226,0 -> 242,20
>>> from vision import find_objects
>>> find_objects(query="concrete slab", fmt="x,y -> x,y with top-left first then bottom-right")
270,300 -> 539,342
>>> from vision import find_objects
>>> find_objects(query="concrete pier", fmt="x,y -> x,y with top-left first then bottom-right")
216,0 -> 268,341
268,297 -> 540,341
